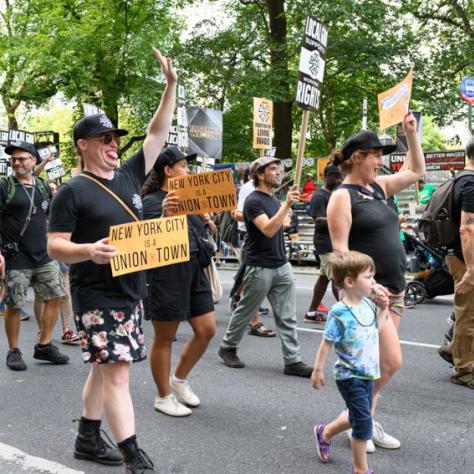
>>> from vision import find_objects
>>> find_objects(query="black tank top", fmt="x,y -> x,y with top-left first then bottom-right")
342,182 -> 406,293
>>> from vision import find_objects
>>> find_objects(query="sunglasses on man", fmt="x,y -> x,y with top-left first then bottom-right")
86,133 -> 121,146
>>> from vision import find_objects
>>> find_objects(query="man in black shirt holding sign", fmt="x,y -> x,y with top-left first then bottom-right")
218,157 -> 312,377
1,141 -> 68,371
48,48 -> 176,473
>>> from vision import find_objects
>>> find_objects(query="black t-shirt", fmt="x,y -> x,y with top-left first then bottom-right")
48,148 -> 147,312
0,177 -> 51,270
142,188 -> 204,255
244,190 -> 287,268
452,173 -> 474,258
345,183 -> 406,293
311,188 -> 332,254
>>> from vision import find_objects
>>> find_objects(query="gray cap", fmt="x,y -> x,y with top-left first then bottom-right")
249,156 -> 281,176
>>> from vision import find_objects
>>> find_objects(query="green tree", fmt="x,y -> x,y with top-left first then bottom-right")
400,0 -> 474,124
0,0 -> 63,128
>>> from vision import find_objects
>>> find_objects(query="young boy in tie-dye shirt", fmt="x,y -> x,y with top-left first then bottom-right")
311,251 -> 389,474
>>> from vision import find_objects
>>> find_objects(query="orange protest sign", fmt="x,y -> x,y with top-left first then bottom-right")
317,158 -> 330,181
168,169 -> 237,215
253,97 -> 273,149
378,69 -> 413,130
109,217 -> 189,277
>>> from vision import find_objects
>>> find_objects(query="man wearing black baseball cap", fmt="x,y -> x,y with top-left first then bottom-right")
48,47 -> 176,472
1,140 -> 68,372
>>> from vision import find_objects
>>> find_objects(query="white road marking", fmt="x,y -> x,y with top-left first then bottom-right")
297,326 -> 441,348
0,442 -> 83,474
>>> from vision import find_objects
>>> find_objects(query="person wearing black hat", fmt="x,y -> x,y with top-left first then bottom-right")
141,146 -> 215,417
1,140 -> 69,372
304,163 -> 342,323
47,47 -> 176,473
218,156 -> 313,377
326,111 -> 425,452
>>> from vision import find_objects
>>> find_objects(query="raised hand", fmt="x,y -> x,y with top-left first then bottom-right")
152,47 -> 177,84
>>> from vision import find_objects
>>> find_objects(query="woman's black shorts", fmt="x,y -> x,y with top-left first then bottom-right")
146,257 -> 214,321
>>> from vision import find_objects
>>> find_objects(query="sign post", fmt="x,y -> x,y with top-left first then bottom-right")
460,77 -> 474,134
294,16 -> 327,188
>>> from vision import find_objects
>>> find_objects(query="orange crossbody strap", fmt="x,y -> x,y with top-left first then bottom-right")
79,173 -> 139,222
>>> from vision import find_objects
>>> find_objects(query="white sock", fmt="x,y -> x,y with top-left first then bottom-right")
172,373 -> 185,384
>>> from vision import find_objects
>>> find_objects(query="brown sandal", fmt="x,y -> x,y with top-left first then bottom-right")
248,322 -> 276,337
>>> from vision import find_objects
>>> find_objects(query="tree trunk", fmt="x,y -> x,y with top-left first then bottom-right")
4,99 -> 19,129
266,0 -> 293,159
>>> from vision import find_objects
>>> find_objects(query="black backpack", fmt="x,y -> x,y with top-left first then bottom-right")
418,170 -> 474,248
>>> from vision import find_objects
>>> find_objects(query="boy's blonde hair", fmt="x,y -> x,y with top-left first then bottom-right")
328,251 -> 375,288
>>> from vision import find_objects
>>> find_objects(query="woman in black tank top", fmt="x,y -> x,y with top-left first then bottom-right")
327,111 -> 425,451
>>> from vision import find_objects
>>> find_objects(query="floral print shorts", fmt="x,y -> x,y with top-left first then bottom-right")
75,305 -> 146,364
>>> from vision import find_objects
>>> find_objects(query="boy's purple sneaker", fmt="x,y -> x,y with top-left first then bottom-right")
350,468 -> 374,474
313,424 -> 331,463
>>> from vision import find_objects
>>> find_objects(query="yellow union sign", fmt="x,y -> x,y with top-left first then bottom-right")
168,169 -> 237,215
109,216 -> 189,277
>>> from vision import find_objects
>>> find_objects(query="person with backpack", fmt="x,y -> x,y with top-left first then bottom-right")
436,140 -> 474,389
327,110 -> 425,451
1,141 -> 69,371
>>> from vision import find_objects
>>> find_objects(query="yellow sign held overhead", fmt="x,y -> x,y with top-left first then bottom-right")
253,97 -> 273,149
378,69 -> 413,130
109,217 -> 189,277
168,169 -> 237,216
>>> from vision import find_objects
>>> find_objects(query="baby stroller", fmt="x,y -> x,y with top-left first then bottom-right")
403,230 -> 454,307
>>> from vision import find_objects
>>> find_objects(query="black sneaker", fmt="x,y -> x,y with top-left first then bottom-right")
33,343 -> 69,364
218,346 -> 245,368
7,348 -> 27,371
284,361 -> 313,378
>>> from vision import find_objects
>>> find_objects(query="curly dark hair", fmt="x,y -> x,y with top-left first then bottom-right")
142,168 -> 164,196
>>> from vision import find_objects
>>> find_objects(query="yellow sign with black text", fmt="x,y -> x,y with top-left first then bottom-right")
253,97 -> 273,149
168,169 -> 237,215
109,217 -> 189,277
378,69 -> 413,130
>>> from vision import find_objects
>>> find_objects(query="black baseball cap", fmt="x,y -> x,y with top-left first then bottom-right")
324,164 -> 342,176
73,114 -> 128,144
4,141 -> 39,160
153,146 -> 197,172
342,131 -> 396,162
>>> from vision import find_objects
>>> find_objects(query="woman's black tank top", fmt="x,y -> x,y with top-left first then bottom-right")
342,182 -> 406,293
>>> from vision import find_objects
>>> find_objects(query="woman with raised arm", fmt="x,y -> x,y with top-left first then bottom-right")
327,111 -> 425,452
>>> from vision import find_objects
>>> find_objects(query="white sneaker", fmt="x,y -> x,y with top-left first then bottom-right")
372,421 -> 401,449
345,429 -> 376,453
154,393 -> 192,417
170,377 -> 201,407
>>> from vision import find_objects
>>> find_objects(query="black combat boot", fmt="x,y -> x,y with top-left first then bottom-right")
118,435 -> 155,473
73,417 -> 123,465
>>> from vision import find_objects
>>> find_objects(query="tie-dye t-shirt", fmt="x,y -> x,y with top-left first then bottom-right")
323,298 -> 380,380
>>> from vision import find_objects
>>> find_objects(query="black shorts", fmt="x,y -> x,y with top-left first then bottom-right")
146,257 -> 214,322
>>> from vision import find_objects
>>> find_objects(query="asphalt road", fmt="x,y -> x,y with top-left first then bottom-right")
0,269 -> 472,474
